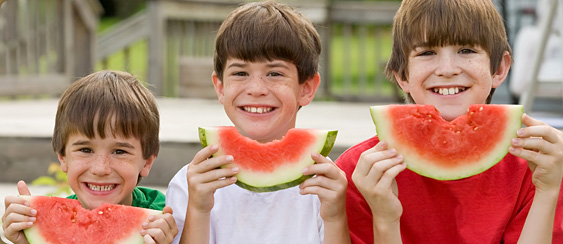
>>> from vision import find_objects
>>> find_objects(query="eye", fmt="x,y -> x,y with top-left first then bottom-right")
78,148 -> 92,153
232,71 -> 248,76
417,50 -> 435,56
113,149 -> 128,155
267,71 -> 283,77
459,48 -> 476,54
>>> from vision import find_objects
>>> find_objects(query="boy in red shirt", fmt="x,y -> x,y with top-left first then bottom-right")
336,0 -> 563,243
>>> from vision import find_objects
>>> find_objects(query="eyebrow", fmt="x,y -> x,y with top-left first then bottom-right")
115,142 -> 135,149
265,62 -> 289,69
227,62 -> 246,69
226,61 -> 290,69
70,140 -> 135,149
71,140 -> 90,146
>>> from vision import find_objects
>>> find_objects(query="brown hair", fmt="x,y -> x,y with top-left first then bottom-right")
385,0 -> 512,103
52,70 -> 160,159
214,0 -> 321,84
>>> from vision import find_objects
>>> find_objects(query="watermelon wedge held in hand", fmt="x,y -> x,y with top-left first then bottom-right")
199,126 -> 338,192
370,104 -> 523,180
21,196 -> 161,244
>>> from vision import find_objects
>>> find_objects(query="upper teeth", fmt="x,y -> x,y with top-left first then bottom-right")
434,87 -> 465,95
243,107 -> 272,113
88,184 -> 115,191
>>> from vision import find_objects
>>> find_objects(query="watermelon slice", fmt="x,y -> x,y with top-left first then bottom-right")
21,196 -> 161,244
198,126 -> 338,192
370,104 -> 523,180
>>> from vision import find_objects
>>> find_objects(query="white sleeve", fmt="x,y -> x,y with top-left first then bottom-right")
165,165 -> 189,244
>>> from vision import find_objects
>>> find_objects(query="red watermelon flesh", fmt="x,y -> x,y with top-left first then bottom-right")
216,126 -> 315,172
22,196 -> 161,244
199,126 -> 338,192
370,104 -> 523,180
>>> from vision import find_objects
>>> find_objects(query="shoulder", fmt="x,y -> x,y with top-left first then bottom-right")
166,165 -> 188,197
133,186 -> 166,210
168,164 -> 188,186
335,136 -> 379,173
165,165 -> 189,209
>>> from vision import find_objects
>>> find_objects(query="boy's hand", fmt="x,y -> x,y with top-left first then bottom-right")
2,181 -> 34,244
141,206 -> 178,244
186,145 -> 238,213
300,153 -> 351,244
352,141 -> 406,226
299,153 -> 348,222
510,114 -> 563,194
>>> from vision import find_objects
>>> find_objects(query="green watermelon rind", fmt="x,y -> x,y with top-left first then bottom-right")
198,127 -> 338,192
370,105 -> 523,181
234,174 -> 313,193
20,195 -> 162,244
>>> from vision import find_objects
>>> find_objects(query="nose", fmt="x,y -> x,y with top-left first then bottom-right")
246,75 -> 269,96
90,154 -> 112,176
435,52 -> 462,77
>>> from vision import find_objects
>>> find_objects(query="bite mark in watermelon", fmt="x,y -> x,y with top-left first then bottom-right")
199,126 -> 338,192
21,196 -> 161,244
370,104 -> 523,180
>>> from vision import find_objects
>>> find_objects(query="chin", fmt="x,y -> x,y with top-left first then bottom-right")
80,199 -> 105,210
434,105 -> 467,122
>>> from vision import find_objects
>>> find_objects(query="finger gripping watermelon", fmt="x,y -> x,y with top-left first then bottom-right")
21,196 -> 161,244
199,126 -> 338,192
370,104 -> 523,180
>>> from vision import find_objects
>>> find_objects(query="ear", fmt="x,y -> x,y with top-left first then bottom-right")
58,153 -> 68,173
139,155 -> 156,177
394,71 -> 410,93
298,73 -> 321,106
212,71 -> 225,104
491,51 -> 512,88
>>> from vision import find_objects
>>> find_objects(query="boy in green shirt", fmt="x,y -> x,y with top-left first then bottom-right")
2,70 -> 178,244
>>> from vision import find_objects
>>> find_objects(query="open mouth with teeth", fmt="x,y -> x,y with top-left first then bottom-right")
432,87 -> 467,96
87,183 -> 116,192
241,106 -> 275,114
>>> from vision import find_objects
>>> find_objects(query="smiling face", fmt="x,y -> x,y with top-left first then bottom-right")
213,58 -> 319,143
386,0 -> 513,120
395,45 -> 510,121
58,131 -> 155,209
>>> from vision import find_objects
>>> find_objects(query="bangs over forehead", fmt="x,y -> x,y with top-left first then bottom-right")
401,0 -> 495,50
53,71 -> 159,158
214,1 -> 321,83
390,0 -> 511,80
64,77 -> 146,139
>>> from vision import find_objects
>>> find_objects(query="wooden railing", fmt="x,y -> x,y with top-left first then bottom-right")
96,0 -> 402,102
0,0 -> 102,98
1,0 -> 400,102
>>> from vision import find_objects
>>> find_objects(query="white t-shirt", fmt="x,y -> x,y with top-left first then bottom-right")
166,165 -> 324,244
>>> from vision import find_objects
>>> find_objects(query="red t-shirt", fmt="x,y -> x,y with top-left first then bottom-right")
336,136 -> 563,244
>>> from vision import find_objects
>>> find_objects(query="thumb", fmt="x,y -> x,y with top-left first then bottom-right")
17,180 -> 31,195
162,206 -> 173,215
